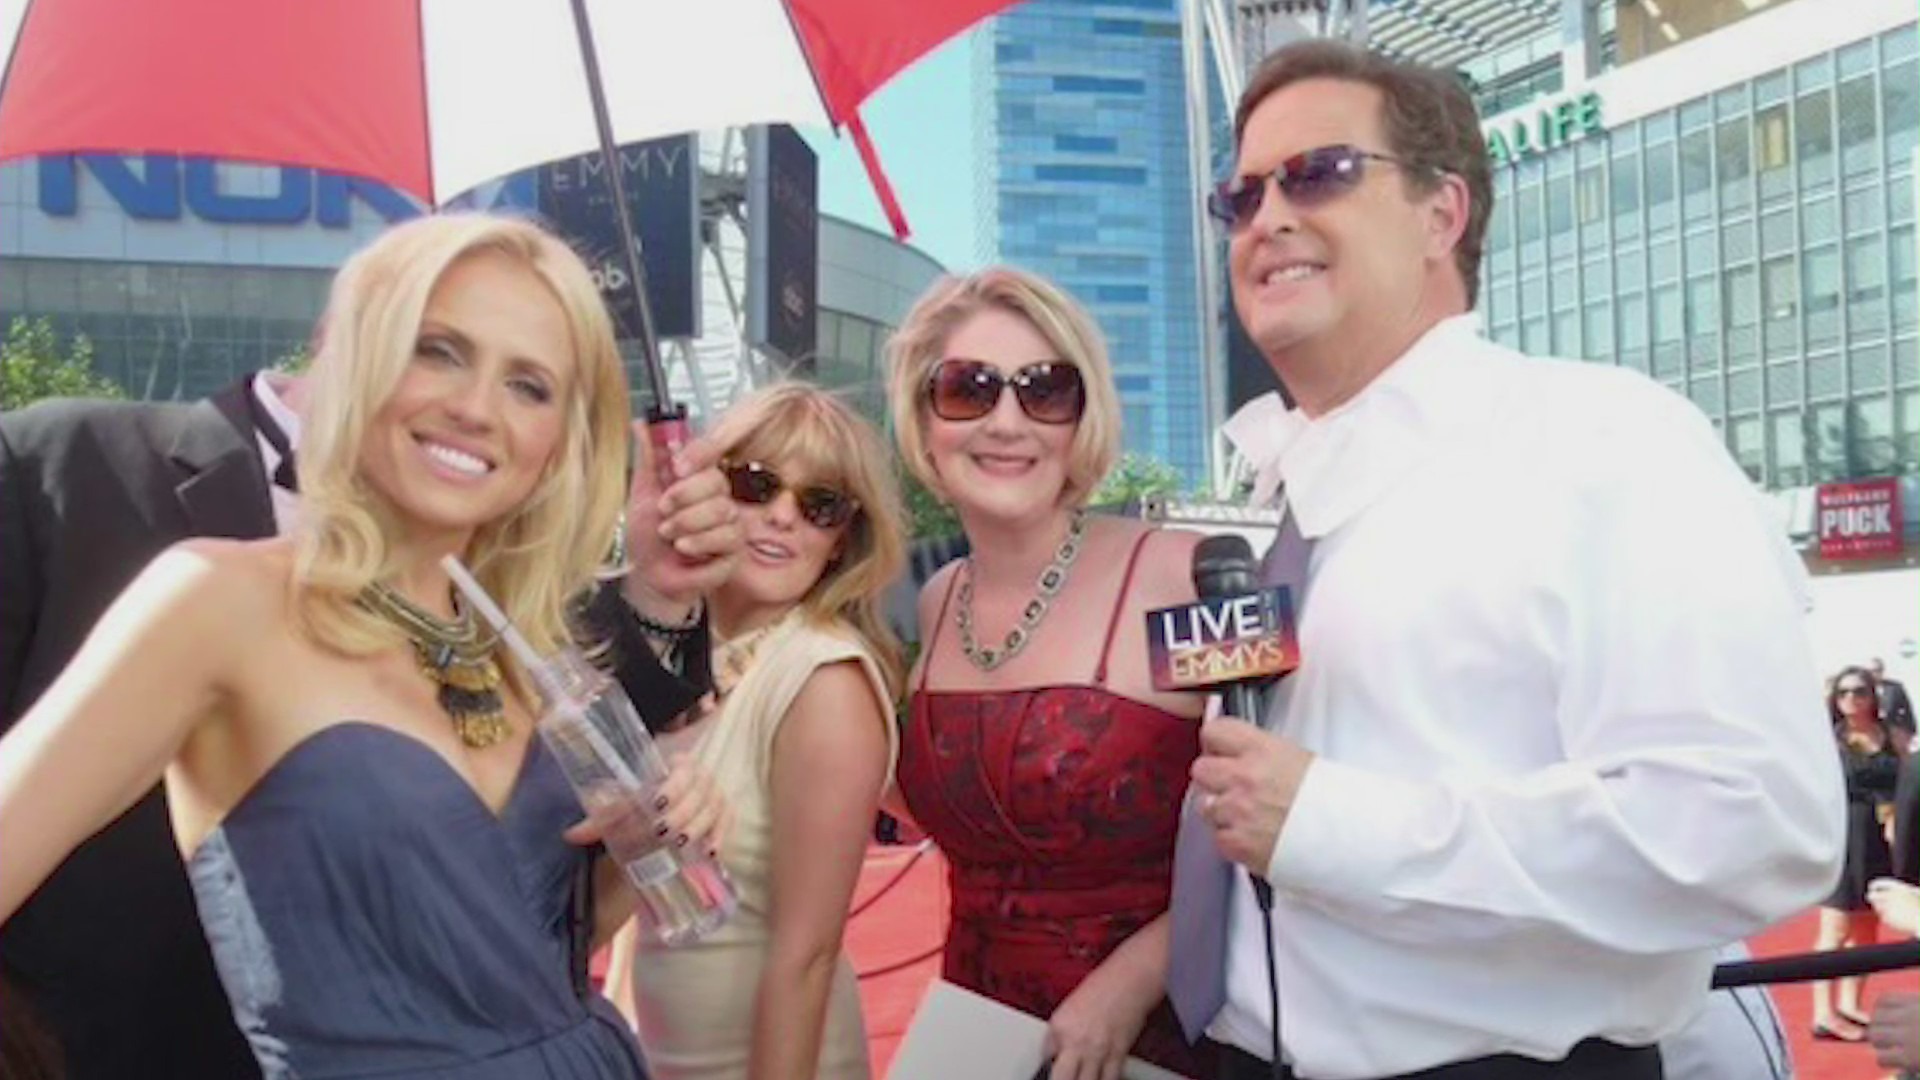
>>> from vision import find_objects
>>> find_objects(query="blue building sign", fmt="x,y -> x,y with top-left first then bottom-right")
37,154 -> 421,228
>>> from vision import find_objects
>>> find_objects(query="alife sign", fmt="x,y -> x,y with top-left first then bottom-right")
1817,478 -> 1902,560
1486,91 -> 1605,166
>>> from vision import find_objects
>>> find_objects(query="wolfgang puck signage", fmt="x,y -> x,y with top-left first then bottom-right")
1817,478 -> 1902,560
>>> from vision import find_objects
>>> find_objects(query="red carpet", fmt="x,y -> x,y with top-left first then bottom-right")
847,841 -> 950,1076
1749,908 -> 1902,1080
846,845 -> 1899,1080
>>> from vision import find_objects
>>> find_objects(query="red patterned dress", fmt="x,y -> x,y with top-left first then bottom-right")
897,533 -> 1213,1077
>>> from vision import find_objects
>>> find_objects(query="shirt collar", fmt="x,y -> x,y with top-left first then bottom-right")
250,373 -> 302,466
1222,390 -> 1307,509
1223,314 -> 1503,537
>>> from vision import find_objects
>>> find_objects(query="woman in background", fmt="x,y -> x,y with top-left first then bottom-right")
1808,664 -> 1905,1042
886,267 -> 1213,1079
624,384 -> 906,1080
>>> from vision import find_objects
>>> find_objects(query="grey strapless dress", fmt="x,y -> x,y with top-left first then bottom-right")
186,722 -> 647,1079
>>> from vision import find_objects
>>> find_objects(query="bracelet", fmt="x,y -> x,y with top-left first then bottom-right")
630,597 -> 703,643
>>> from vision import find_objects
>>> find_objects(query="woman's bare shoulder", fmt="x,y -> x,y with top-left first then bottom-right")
143,536 -> 294,621
916,558 -> 964,624
1127,525 -> 1208,607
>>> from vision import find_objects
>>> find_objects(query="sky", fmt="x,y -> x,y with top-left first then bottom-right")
799,30 -> 981,272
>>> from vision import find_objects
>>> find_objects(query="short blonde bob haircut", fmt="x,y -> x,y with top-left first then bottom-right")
702,383 -> 907,697
885,266 -> 1120,507
292,212 -> 631,676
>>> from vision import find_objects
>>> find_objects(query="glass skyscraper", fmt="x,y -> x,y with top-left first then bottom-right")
980,0 -> 1208,484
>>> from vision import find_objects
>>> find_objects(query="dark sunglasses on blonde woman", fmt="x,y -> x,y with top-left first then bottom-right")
925,358 -> 1085,425
721,459 -> 860,530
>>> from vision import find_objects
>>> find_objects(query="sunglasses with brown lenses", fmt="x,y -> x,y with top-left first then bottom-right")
721,459 -> 860,530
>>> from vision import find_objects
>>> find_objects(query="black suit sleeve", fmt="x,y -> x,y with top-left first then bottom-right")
582,583 -> 711,733
0,420 -> 45,730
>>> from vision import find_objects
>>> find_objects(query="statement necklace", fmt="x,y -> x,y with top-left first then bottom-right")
956,509 -> 1087,671
358,581 -> 509,749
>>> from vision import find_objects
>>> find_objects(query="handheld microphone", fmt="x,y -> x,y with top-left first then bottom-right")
1150,534 -> 1299,918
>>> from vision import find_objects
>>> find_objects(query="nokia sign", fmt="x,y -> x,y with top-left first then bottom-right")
37,154 -> 421,228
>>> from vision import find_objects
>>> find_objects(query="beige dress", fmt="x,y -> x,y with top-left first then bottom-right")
629,612 -> 897,1080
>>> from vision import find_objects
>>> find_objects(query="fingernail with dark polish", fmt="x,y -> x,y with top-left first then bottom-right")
654,795 -> 670,811
654,822 -> 670,838
674,834 -> 689,848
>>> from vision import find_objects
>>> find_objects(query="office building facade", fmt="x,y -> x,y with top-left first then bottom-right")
982,0 -> 1210,483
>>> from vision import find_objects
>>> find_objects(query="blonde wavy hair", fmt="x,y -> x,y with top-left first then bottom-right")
885,266 -> 1121,507
703,384 -> 907,696
291,213 -> 630,677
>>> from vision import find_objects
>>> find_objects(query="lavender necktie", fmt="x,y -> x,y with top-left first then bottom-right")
1166,505 -> 1310,1043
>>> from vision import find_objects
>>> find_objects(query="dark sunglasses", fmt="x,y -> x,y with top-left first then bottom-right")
721,459 -> 859,530
1837,685 -> 1875,698
926,358 -> 1085,425
1207,143 -> 1430,231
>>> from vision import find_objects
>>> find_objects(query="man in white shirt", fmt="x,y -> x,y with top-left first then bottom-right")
1174,39 -> 1844,1080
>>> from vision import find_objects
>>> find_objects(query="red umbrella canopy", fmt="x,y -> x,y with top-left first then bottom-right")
0,0 -> 1024,237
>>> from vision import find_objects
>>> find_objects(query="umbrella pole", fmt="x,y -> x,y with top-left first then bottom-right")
566,0 -> 690,477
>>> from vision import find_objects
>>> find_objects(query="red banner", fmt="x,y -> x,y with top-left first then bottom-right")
1817,478 -> 1902,560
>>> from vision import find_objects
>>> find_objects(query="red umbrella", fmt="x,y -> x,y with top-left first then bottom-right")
0,0 -> 1018,437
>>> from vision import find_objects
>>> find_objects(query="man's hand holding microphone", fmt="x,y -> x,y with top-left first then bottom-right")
1148,534 -> 1315,876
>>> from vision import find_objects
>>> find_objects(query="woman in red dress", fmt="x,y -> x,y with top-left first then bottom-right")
885,267 -> 1213,1079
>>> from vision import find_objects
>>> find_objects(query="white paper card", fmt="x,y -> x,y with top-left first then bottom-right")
887,980 -> 1193,1080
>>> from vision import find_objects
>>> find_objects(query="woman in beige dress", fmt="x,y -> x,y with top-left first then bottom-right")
621,384 -> 906,1080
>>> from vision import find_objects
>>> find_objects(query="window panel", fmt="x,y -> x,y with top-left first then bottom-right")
1584,302 -> 1614,356
1725,264 -> 1759,328
1894,225 -> 1918,331
1729,414 -> 1764,482
1898,389 -> 1920,474
1763,256 -> 1799,357
1611,156 -> 1641,240
1885,60 -> 1919,162
1688,277 -> 1719,335
1795,89 -> 1835,192
1852,343 -> 1891,393
1685,231 -> 1717,274
1548,176 -> 1574,239
1853,395 -> 1898,473
1848,233 -> 1889,331
1680,130 -> 1713,221
1755,103 -> 1791,202
1619,292 -> 1648,349
1838,76 -> 1878,177
1653,284 -> 1683,344
1804,244 -> 1841,348
1576,165 -> 1606,225
1808,402 -> 1849,482
1716,118 -> 1752,212
1769,362 -> 1802,406
1804,197 -> 1838,244
1646,144 -> 1677,231
1845,184 -> 1885,233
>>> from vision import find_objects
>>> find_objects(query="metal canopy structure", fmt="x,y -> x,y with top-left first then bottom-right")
1236,0 -> 1561,68
1360,0 -> 1559,67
